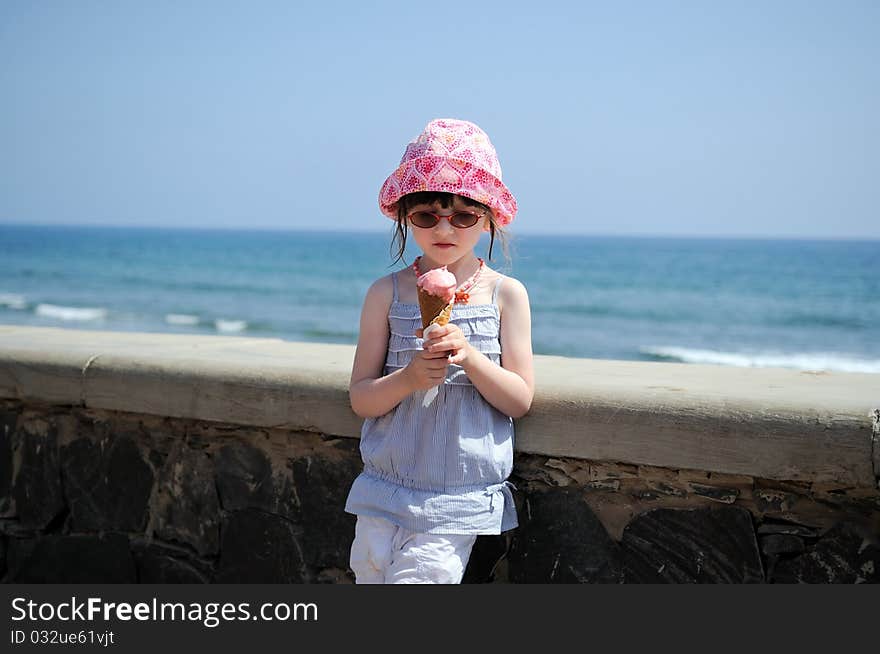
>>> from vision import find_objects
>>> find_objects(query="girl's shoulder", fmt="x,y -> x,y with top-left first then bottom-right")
494,272 -> 528,293
387,266 -> 418,305
363,272 -> 396,307
493,272 -> 530,314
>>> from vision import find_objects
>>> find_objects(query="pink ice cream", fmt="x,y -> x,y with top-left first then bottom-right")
416,266 -> 457,303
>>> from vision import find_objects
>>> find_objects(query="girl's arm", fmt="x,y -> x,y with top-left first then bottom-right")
424,277 -> 535,418
349,276 -> 414,418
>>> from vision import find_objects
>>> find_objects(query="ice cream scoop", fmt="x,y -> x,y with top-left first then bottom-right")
416,266 -> 457,329
416,266 -> 457,303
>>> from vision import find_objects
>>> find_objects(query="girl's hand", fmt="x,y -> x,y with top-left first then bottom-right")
416,323 -> 473,367
403,349 -> 450,391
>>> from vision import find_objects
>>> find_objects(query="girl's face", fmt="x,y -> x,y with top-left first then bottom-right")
407,196 -> 490,265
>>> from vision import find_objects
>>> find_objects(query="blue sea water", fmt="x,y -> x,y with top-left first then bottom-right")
1,224 -> 878,373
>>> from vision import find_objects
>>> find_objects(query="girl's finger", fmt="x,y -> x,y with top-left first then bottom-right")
429,339 -> 457,350
421,324 -> 446,340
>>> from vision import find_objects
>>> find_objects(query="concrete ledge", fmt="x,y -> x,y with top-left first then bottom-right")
1,324 -> 878,487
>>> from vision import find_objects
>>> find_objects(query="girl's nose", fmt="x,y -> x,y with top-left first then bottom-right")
434,217 -> 455,234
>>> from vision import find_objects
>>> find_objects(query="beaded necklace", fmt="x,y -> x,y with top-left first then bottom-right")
412,256 -> 485,305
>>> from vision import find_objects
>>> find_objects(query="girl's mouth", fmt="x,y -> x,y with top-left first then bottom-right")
433,243 -> 455,249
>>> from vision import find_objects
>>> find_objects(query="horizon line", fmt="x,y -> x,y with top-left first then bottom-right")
1,220 -> 878,243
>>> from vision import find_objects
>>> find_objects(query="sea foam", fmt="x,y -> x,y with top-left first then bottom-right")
215,319 -> 247,333
0,293 -> 27,310
641,346 -> 880,374
165,314 -> 200,325
35,303 -> 108,322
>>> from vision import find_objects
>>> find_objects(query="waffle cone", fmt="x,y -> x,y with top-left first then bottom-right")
417,288 -> 454,329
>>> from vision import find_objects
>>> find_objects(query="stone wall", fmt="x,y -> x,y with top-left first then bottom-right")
1,402 -> 359,583
2,399 -> 878,584
1,326 -> 878,583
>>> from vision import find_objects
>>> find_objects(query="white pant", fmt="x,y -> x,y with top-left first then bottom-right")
349,515 -> 478,584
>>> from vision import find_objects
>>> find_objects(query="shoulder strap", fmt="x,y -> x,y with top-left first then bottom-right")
391,271 -> 400,303
491,275 -> 505,305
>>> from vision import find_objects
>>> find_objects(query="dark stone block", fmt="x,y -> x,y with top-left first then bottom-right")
154,443 -> 220,556
761,534 -> 806,556
757,520 -> 819,538
507,487 -> 623,583
215,509 -> 306,583
0,408 -> 19,516
215,442 -> 298,520
14,420 -> 65,530
648,481 -> 687,498
0,519 -> 37,538
290,455 -> 360,571
772,522 -> 879,583
688,483 -> 739,504
621,506 -> 764,583
463,535 -> 509,583
6,537 -> 38,579
135,545 -> 210,583
61,435 -> 153,532
8,534 -> 136,582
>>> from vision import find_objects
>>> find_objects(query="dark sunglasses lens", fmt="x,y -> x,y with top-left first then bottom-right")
451,212 -> 479,228
410,212 -> 439,228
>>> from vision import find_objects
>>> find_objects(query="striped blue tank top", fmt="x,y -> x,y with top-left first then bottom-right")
344,270 -> 518,535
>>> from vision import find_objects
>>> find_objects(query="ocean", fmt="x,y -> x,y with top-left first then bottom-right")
1,224 -> 878,374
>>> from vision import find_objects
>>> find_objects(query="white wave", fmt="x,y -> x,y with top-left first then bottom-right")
215,319 -> 247,333
165,313 -> 200,325
0,293 -> 27,310
640,346 -> 880,374
35,303 -> 108,322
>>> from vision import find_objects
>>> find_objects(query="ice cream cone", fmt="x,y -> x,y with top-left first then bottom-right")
417,287 -> 454,329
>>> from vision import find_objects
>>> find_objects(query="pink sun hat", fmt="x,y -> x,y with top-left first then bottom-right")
378,118 -> 518,226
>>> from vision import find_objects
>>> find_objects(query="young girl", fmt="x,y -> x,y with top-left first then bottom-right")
345,118 -> 534,584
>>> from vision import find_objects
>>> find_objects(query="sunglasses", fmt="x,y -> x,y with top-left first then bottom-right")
407,210 -> 483,229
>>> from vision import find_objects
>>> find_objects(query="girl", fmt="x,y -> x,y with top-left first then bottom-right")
345,118 -> 534,584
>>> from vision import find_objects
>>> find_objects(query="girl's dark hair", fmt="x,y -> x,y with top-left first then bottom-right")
390,192 -> 510,267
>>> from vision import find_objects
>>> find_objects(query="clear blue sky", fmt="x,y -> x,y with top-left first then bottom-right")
1,1 -> 877,238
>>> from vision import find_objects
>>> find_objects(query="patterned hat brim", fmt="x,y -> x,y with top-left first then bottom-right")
378,155 -> 517,226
